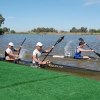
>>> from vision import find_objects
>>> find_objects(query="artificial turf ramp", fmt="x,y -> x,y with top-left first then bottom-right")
0,61 -> 100,100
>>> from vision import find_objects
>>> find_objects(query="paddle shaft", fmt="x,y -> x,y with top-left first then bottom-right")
18,38 -> 26,55
86,44 -> 95,53
42,42 -> 58,62
86,44 -> 100,57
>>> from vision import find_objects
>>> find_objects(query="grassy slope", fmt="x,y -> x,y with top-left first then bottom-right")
0,61 -> 100,100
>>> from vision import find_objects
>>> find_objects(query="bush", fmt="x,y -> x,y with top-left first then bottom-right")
10,30 -> 16,33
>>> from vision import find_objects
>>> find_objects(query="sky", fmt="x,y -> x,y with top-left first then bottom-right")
0,0 -> 100,32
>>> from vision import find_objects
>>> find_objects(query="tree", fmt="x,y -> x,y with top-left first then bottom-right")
3,27 -> 10,32
31,27 -> 58,33
89,29 -> 96,33
0,14 -> 5,35
37,27 -> 41,33
10,30 -> 16,33
70,27 -> 77,33
49,28 -> 54,32
70,27 -> 88,33
0,28 -> 4,35
97,29 -> 100,33
0,14 -> 5,27
42,27 -> 46,32
80,27 -> 87,33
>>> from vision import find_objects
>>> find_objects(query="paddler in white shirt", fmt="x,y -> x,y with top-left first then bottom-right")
5,42 -> 21,60
32,42 -> 54,66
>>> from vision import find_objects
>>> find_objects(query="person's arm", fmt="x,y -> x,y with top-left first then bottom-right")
14,46 -> 22,52
33,55 -> 40,63
79,48 -> 94,52
33,55 -> 44,64
7,52 -> 18,58
44,46 -> 54,53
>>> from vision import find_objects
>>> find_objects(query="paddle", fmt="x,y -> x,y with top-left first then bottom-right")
42,36 -> 65,62
79,38 -> 100,57
18,38 -> 26,55
14,38 -> 26,64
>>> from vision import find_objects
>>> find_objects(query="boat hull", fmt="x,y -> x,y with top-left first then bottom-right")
0,56 -> 100,72
43,54 -> 100,61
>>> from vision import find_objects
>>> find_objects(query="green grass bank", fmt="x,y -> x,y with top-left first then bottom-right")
0,61 -> 100,100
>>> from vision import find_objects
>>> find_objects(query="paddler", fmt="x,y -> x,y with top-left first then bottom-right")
5,42 -> 22,60
74,42 -> 94,58
32,42 -> 54,66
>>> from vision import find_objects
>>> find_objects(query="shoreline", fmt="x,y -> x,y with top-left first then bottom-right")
4,32 -> 100,35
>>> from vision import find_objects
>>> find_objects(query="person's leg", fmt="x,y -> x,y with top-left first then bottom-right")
42,61 -> 47,64
6,56 -> 15,60
74,56 -> 83,59
83,56 -> 89,58
46,60 -> 50,64
43,60 -> 50,64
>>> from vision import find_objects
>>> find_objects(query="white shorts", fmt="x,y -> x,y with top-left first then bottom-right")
5,56 -> 14,60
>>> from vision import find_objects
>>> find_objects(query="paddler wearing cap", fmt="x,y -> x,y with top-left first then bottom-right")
5,42 -> 22,60
74,42 -> 94,59
32,42 -> 54,65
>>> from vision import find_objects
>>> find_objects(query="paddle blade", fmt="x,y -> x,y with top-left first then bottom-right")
78,38 -> 84,42
56,36 -> 64,45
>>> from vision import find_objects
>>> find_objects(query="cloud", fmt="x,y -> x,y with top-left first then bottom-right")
6,16 -> 14,19
84,0 -> 100,6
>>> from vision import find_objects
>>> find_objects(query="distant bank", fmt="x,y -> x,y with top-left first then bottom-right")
4,32 -> 100,35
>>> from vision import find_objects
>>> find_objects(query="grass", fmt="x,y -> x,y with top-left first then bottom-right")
0,61 -> 100,100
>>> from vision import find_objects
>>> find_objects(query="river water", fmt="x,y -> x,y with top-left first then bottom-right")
0,34 -> 100,72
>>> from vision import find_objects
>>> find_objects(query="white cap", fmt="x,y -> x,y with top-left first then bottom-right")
8,42 -> 14,46
36,42 -> 43,46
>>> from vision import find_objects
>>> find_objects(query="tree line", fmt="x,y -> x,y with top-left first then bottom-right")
31,27 -> 58,33
31,27 -> 100,33
3,26 -> 100,34
31,27 -> 87,33
0,13 -> 100,34
70,27 -> 100,33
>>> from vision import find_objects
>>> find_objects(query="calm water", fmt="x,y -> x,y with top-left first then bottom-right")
0,34 -> 100,71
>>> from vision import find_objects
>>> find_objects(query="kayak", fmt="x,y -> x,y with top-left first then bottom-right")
0,56 -> 100,73
0,56 -> 5,60
17,59 -> 100,80
43,54 -> 100,61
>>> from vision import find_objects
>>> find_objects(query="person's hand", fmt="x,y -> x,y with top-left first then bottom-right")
39,61 -> 43,64
84,42 -> 87,45
51,46 -> 54,49
46,60 -> 51,64
91,50 -> 94,52
39,61 -> 48,64
20,46 -> 22,49
15,55 -> 19,58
